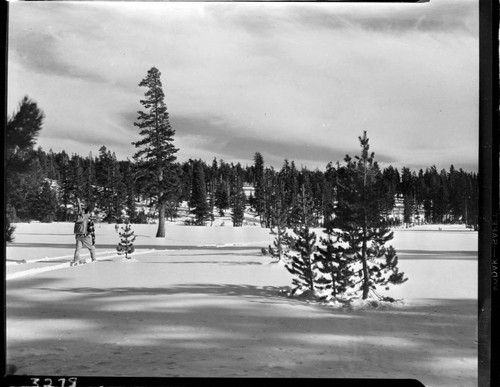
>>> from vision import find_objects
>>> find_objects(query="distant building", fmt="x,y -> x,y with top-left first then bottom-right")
243,185 -> 255,198
391,195 -> 405,222
390,194 -> 425,225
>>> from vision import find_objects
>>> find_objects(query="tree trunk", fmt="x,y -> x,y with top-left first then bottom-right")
156,201 -> 166,237
361,229 -> 370,299
307,253 -> 314,291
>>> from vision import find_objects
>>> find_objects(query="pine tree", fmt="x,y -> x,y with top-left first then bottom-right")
133,66 -> 179,237
83,153 -> 97,211
399,167 -> 418,226
284,185 -> 317,296
35,180 -> 59,222
6,96 -> 44,166
465,172 -> 478,230
379,166 -> 399,222
215,179 -> 230,216
189,160 -> 210,225
333,132 -> 408,300
55,151 -> 73,221
5,221 -> 16,243
252,152 -> 266,226
5,202 -> 16,242
122,161 -> 137,222
231,177 -> 246,227
314,228 -> 357,302
268,191 -> 290,261
5,96 -> 44,233
279,159 -> 299,226
117,221 -> 136,259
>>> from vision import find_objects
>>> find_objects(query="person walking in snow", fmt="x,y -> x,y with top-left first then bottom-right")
71,198 -> 96,265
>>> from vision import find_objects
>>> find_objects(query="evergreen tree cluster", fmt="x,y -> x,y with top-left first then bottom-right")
5,140 -> 479,230
280,133 -> 408,302
247,153 -> 478,231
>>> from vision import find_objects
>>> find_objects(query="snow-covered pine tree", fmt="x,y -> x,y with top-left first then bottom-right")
364,235 -> 407,301
284,185 -> 317,296
314,226 -> 357,302
116,221 -> 136,259
332,131 -> 408,300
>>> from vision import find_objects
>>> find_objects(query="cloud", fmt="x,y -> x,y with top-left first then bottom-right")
9,29 -> 106,84
7,1 -> 479,173
206,0 -> 478,36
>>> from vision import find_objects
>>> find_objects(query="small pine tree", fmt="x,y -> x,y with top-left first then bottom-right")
314,228 -> 357,302
117,222 -> 136,259
284,185 -> 317,296
285,226 -> 317,296
5,219 -> 16,243
5,203 -> 17,242
268,196 -> 289,261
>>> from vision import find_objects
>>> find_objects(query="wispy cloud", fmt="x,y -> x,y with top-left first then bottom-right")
8,1 -> 479,171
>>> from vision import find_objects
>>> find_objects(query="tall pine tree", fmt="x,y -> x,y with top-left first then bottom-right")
133,67 -> 179,237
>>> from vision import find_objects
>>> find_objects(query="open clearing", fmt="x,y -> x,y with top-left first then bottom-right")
6,223 -> 477,386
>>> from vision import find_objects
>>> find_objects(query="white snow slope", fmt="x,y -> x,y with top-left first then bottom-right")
6,222 -> 477,386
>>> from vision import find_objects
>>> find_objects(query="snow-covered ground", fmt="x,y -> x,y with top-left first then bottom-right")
6,222 -> 477,386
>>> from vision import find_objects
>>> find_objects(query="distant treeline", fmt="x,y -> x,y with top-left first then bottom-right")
6,145 -> 478,229
5,87 -> 478,233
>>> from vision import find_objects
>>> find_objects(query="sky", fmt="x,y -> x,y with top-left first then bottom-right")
7,0 -> 479,172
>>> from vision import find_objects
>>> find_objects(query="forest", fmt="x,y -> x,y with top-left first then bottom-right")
5,137 -> 479,228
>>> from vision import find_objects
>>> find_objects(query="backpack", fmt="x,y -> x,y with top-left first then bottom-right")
74,214 -> 88,235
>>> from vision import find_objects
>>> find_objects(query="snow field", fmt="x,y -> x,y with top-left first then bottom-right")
5,222 -> 478,385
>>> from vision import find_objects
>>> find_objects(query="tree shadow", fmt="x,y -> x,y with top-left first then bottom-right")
397,250 -> 477,260
6,281 -> 477,383
9,242 -> 266,251
145,260 -> 263,265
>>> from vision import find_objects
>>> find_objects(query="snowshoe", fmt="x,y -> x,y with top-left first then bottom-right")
70,260 -> 87,266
